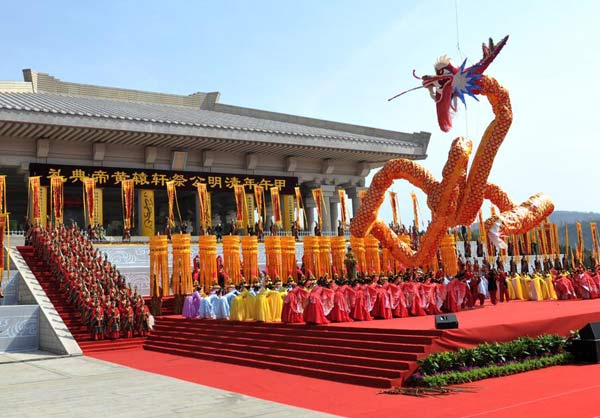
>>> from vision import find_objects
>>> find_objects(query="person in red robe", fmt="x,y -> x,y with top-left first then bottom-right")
91,301 -> 105,341
386,278 -> 408,318
303,285 -> 334,325
350,281 -> 372,321
445,275 -> 469,312
497,268 -> 510,302
281,283 -> 309,323
327,281 -> 353,323
370,279 -> 393,319
107,302 -> 121,339
404,281 -> 426,316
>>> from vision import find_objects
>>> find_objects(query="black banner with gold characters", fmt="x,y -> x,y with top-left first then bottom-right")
29,163 -> 298,194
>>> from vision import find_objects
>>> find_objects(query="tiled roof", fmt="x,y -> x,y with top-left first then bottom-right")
0,92 -> 420,148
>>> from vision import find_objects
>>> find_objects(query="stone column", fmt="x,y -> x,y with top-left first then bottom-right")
305,200 -> 315,234
322,195 -> 332,233
346,186 -> 368,221
329,199 -> 339,234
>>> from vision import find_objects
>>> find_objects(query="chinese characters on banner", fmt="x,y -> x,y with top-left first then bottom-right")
50,177 -> 64,224
30,163 -> 297,194
28,177 -> 41,225
140,190 -> 155,236
93,189 -> 103,227
83,178 -> 96,227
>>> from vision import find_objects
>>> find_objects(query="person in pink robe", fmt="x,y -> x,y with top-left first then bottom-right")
350,281 -> 372,321
327,281 -> 353,323
281,284 -> 309,323
370,279 -> 393,320
386,278 -> 408,318
303,285 -> 334,325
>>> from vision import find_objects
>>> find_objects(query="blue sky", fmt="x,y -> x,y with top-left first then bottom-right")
2,0 -> 598,225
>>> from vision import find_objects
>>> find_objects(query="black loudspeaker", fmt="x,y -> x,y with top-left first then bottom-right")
572,322 -> 600,363
435,314 -> 459,329
571,339 -> 600,363
579,323 -> 600,340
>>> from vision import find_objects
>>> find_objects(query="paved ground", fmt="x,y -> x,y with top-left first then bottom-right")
0,350 -> 65,364
0,355 -> 336,418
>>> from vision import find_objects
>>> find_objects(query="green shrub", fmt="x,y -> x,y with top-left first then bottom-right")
416,334 -> 567,376
411,353 -> 572,387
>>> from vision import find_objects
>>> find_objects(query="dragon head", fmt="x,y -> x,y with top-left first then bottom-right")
389,35 -> 509,134
420,56 -> 481,133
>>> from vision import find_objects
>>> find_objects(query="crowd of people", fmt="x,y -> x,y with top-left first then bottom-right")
27,221 -> 600,329
180,249 -> 600,325
30,224 -> 153,340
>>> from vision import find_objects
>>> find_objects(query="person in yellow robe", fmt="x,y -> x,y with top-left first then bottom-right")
519,274 -> 531,300
254,287 -> 272,322
529,273 -> 546,301
543,273 -> 558,300
509,273 -> 525,300
244,284 -> 258,320
267,284 -> 285,322
229,286 -> 247,321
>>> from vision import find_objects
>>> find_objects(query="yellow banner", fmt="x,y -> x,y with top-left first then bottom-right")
246,193 -> 255,227
591,222 -> 598,263
338,189 -> 348,226
283,194 -> 294,232
206,192 -> 212,227
576,222 -> 584,261
411,192 -> 419,230
93,188 -> 103,227
389,191 -> 398,227
140,189 -> 155,237
0,175 -> 6,214
40,186 -> 47,227
271,187 -> 282,227
311,188 -> 323,228
234,184 -> 246,227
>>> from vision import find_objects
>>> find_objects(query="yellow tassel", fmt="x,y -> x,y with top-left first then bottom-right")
364,236 -> 381,275
303,236 -> 321,278
223,235 -> 241,284
264,236 -> 282,278
198,235 -> 217,290
242,236 -> 259,282
441,234 -> 458,277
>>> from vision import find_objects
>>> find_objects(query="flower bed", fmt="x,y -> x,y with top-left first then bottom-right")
404,335 -> 572,388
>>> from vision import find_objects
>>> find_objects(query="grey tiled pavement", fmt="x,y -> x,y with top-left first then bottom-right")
0,356 -> 337,418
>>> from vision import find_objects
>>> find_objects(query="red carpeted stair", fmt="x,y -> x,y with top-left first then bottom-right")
17,245 -> 146,353
144,317 -> 441,388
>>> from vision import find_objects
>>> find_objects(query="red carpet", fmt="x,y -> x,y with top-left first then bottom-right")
90,348 -> 600,417
18,246 -> 145,353
327,298 -> 600,351
144,317 -> 441,387
141,298 -> 600,387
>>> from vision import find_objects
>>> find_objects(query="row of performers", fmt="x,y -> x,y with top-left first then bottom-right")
181,265 -> 600,325
30,224 -> 153,341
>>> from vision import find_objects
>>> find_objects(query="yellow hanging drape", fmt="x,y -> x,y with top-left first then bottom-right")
441,233 -> 458,277
264,236 -> 282,278
222,235 -> 241,284
331,236 -> 346,278
242,235 -> 259,282
198,235 -> 217,290
280,236 -> 297,279
318,236 -> 332,278
364,235 -> 381,275
149,235 -> 169,297
171,233 -> 192,295
302,236 -> 320,278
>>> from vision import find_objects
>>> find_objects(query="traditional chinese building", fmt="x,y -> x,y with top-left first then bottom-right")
0,69 -> 430,235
